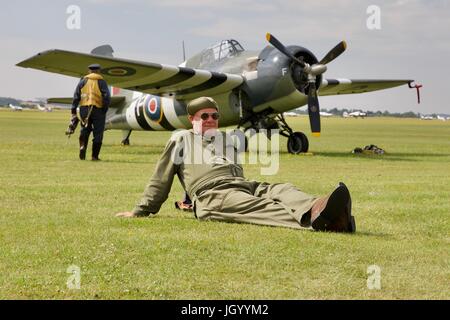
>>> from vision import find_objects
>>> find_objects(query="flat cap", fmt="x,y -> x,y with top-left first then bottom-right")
187,97 -> 219,116
88,63 -> 101,70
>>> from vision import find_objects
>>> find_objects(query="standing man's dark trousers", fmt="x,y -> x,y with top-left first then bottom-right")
79,106 -> 106,160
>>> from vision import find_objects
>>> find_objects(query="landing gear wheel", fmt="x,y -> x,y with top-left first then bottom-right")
121,130 -> 132,146
287,132 -> 309,154
298,132 -> 309,153
275,114 -> 309,154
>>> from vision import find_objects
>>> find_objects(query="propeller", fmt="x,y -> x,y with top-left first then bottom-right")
319,41 -> 347,65
266,33 -> 347,136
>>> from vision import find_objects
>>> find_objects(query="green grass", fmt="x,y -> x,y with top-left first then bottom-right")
0,109 -> 449,299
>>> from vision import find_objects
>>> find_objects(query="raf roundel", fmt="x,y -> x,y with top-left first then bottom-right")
101,66 -> 136,77
144,95 -> 163,122
149,98 -> 157,114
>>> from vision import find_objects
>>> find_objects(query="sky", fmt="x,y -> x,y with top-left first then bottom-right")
1,0 -> 449,114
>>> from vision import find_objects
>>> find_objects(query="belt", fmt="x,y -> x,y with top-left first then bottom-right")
191,176 -> 244,198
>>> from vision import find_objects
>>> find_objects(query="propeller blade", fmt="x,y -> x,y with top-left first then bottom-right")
307,81 -> 321,136
266,33 -> 305,67
319,41 -> 347,65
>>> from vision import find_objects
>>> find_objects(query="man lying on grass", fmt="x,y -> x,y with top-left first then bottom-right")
116,97 -> 355,233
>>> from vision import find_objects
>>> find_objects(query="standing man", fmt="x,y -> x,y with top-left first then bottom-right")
116,97 -> 355,233
71,63 -> 110,161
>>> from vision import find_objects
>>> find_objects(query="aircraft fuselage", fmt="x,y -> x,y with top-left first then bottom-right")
105,44 -> 314,133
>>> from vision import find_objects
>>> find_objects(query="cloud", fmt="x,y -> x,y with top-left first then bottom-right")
1,0 -> 448,112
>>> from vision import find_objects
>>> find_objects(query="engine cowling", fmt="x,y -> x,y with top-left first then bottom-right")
240,45 -> 321,115
287,46 -> 321,94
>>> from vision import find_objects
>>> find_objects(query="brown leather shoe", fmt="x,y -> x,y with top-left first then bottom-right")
310,182 -> 356,233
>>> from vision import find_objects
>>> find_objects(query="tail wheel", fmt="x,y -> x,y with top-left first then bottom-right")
287,132 -> 309,154
121,130 -> 132,146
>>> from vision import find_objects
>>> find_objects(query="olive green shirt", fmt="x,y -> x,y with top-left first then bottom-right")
132,129 -> 243,216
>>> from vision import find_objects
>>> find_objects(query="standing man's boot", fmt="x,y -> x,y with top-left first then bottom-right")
79,137 -> 88,160
92,142 -> 102,161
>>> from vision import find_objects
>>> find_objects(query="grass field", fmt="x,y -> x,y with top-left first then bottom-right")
0,109 -> 449,299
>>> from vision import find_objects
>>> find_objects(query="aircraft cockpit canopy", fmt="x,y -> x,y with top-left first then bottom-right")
199,40 -> 244,67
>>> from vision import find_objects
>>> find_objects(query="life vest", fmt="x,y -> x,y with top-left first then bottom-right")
80,73 -> 104,108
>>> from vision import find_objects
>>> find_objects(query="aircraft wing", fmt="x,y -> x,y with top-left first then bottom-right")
47,96 -> 126,107
17,49 -> 244,100
319,79 -> 413,96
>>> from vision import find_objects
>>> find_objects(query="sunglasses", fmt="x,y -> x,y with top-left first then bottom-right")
200,112 -> 220,120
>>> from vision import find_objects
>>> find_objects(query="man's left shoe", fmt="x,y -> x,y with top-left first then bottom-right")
79,137 -> 88,160
310,182 -> 356,233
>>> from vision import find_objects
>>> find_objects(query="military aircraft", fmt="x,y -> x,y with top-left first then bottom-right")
8,103 -> 23,111
284,111 -> 300,117
343,111 -> 367,118
36,104 -> 53,112
420,114 -> 434,120
319,111 -> 333,117
17,34 -> 418,153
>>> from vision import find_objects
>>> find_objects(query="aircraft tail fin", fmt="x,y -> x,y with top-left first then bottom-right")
91,44 -> 114,57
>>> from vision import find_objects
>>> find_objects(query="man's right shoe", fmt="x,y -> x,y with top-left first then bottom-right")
310,182 -> 356,233
91,142 -> 102,161
79,147 -> 86,160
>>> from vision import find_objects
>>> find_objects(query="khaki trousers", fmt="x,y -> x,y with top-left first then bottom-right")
193,179 -> 317,229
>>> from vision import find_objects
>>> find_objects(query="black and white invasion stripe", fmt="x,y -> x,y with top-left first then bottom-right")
122,64 -> 243,100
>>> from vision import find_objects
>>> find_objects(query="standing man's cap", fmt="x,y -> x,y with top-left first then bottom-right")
187,97 -> 219,116
88,63 -> 101,70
